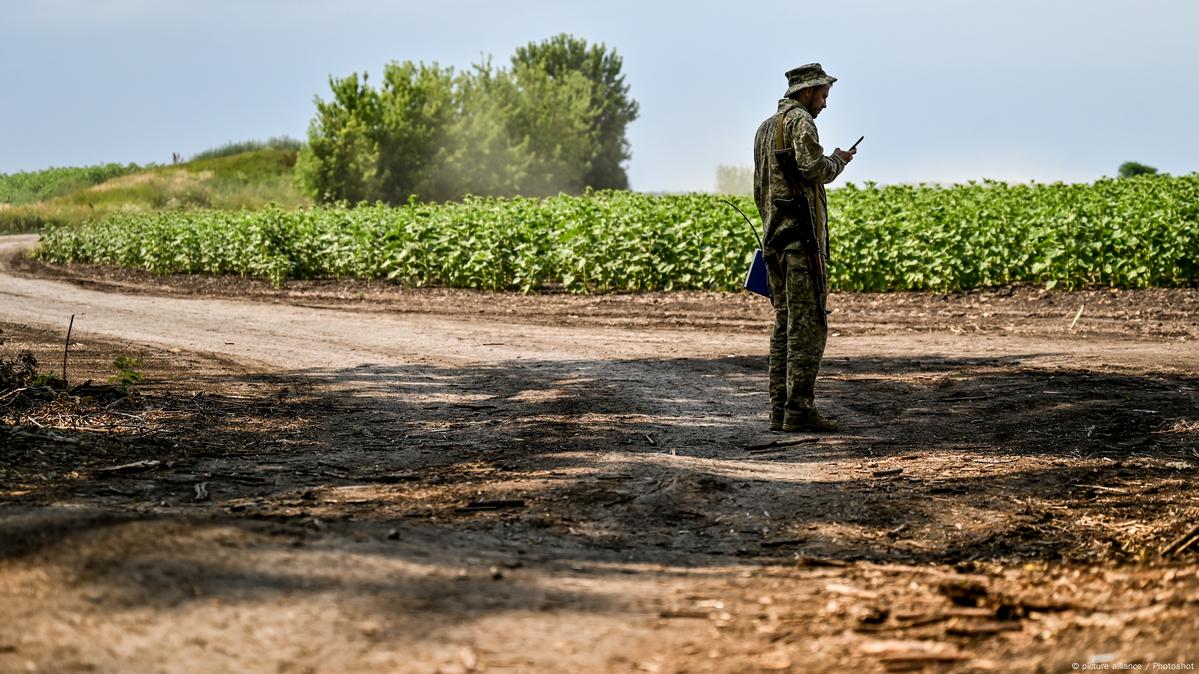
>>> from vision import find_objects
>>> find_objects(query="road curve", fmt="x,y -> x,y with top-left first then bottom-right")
1,235 -> 769,371
4,234 -> 1196,377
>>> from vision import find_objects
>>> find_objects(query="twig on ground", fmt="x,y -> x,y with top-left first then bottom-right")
62,314 -> 75,385
1069,304 -> 1085,330
94,459 -> 162,474
0,387 -> 31,405
1074,484 -> 1130,494
455,499 -> 526,513
744,437 -> 821,452
1161,522 -> 1199,557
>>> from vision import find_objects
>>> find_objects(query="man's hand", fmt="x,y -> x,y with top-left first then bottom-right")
833,147 -> 856,163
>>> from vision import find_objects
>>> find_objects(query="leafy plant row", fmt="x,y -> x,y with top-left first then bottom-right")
36,174 -> 1199,292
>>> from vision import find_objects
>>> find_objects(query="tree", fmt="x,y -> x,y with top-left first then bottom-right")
424,62 -> 532,200
298,64 -> 455,204
511,34 -> 639,190
375,62 -> 455,202
714,165 -> 754,195
298,35 -> 638,203
501,61 -> 603,196
295,72 -> 382,204
1118,161 -> 1158,178
426,60 -> 601,200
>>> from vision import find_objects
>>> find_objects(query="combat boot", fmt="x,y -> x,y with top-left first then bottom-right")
781,410 -> 840,433
769,407 -> 786,432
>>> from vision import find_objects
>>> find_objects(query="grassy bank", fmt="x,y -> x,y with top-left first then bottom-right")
1,143 -> 308,234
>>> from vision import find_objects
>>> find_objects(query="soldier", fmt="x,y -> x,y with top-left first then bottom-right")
753,63 -> 856,432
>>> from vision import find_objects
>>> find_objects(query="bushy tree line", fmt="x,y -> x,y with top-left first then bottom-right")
296,34 -> 638,204
1118,161 -> 1158,178
714,164 -> 753,195
191,136 -> 304,162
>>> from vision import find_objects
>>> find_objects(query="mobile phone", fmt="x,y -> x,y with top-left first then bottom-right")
850,136 -> 864,151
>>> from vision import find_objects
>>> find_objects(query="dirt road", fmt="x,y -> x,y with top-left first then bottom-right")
2,233 -> 1198,673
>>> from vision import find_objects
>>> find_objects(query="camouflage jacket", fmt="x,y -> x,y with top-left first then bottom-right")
753,98 -> 847,257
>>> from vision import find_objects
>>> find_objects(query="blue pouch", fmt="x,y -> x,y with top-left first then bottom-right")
722,199 -> 771,299
744,248 -> 771,298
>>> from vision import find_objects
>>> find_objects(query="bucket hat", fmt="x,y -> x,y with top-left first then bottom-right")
785,63 -> 837,97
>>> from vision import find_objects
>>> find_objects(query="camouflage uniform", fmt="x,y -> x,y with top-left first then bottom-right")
752,64 -> 847,430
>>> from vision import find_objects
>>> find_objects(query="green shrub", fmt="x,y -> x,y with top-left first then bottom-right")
190,136 -> 304,162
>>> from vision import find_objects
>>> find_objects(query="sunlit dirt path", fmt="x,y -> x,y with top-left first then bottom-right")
3,234 -> 1197,673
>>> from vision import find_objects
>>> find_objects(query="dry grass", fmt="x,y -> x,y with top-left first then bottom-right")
1,149 -> 308,233
85,169 -> 212,192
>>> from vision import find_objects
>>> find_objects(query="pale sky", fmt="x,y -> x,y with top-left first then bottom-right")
2,0 -> 1196,191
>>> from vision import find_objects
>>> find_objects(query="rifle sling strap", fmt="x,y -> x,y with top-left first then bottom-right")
770,111 -> 816,252
775,111 -> 787,153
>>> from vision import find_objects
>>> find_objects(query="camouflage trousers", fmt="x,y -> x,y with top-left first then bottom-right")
766,251 -> 828,427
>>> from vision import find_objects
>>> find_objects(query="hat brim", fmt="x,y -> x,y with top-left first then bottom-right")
785,76 -> 837,97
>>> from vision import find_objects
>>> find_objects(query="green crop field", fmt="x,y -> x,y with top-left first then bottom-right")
35,174 -> 1199,292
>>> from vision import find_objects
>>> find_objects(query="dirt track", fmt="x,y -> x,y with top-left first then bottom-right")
2,233 -> 1198,673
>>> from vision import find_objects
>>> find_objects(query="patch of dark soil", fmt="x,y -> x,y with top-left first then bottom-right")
1,323 -> 328,511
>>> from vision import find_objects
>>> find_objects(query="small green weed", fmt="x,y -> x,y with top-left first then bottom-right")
109,355 -> 144,393
30,371 -> 64,388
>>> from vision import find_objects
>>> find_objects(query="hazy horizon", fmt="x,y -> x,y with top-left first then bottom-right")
3,0 -> 1196,191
